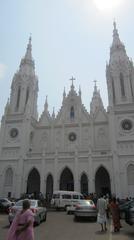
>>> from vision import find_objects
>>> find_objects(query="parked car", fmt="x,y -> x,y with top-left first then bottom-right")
8,199 -> 47,225
66,200 -> 83,214
119,199 -> 134,219
0,198 -> 13,214
120,200 -> 134,225
74,199 -> 97,221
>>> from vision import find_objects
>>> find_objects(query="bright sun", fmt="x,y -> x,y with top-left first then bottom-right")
94,0 -> 122,11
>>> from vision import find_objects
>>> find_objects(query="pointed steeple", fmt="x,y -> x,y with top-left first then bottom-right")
90,81 -> 104,113
25,36 -> 32,61
110,21 -> 126,56
19,36 -> 35,74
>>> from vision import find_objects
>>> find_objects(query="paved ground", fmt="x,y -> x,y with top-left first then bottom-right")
0,210 -> 134,240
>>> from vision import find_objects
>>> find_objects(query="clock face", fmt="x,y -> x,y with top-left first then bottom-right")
121,119 -> 133,131
10,128 -> 19,138
68,132 -> 76,141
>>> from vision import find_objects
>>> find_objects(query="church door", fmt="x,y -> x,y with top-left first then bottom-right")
80,173 -> 88,196
46,174 -> 53,202
60,167 -> 74,191
27,168 -> 40,197
95,166 -> 111,196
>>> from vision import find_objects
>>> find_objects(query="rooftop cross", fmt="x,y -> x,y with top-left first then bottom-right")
93,79 -> 97,86
70,76 -> 75,86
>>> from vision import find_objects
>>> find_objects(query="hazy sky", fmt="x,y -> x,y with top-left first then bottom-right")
0,0 -> 134,119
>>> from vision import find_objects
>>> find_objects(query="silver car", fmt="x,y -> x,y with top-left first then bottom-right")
8,199 -> 47,225
74,199 -> 97,221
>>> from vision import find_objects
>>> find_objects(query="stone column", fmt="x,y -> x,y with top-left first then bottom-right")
40,152 -> 46,195
74,147 -> 79,191
54,148 -> 58,190
88,146 -> 93,194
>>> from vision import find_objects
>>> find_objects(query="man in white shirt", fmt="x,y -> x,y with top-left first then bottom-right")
97,194 -> 107,232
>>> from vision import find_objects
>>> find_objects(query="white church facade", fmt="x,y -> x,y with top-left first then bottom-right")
0,23 -> 134,199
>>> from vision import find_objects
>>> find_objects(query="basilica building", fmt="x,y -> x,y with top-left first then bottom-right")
0,22 -> 134,199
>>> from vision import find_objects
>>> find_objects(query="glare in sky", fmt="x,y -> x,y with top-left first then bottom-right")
94,0 -> 123,11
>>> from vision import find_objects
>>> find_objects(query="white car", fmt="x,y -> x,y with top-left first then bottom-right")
66,200 -> 83,214
74,199 -> 97,221
8,199 -> 47,225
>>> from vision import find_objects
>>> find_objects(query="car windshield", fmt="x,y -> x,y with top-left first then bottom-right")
15,200 -> 36,207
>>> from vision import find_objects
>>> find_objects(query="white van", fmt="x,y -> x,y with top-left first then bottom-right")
51,190 -> 84,210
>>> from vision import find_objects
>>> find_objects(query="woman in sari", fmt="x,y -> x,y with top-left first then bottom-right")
7,199 -> 34,240
110,197 -> 121,232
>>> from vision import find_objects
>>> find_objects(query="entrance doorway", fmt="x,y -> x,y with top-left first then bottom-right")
95,166 -> 111,196
27,168 -> 40,198
60,167 -> 74,191
80,173 -> 88,196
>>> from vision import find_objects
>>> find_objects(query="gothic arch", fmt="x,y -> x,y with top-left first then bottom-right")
16,86 -> 21,111
4,167 -> 13,186
27,167 -> 40,197
80,172 -> 88,196
60,167 -> 74,191
46,173 -> 53,201
120,73 -> 125,97
95,165 -> 111,196
127,164 -> 134,185
3,167 -> 14,198
70,106 -> 75,119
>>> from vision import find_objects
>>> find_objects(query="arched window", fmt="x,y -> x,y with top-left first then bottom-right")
129,74 -> 134,97
25,87 -> 29,106
120,73 -> 125,97
127,164 -> 134,185
112,78 -> 115,103
70,106 -> 74,119
5,168 -> 13,186
16,86 -> 21,111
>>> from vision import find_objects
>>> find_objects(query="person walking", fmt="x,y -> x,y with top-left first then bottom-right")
7,199 -> 34,240
110,197 -> 121,232
97,194 -> 107,232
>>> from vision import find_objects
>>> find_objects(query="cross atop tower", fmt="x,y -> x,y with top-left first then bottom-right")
93,79 -> 97,87
70,76 -> 75,86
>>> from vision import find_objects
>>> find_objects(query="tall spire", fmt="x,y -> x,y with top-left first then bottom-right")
19,36 -> 35,72
25,36 -> 32,60
110,21 -> 126,55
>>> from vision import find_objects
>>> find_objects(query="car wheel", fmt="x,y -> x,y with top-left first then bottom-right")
74,215 -> 79,222
42,214 -> 47,222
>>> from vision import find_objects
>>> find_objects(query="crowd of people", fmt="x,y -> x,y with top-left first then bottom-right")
6,191 -> 132,239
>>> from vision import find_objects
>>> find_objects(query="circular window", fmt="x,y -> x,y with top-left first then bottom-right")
121,119 -> 133,131
68,132 -> 76,141
10,128 -> 19,138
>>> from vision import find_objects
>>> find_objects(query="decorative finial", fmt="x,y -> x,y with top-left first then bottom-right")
93,79 -> 97,92
113,19 -> 116,30
44,95 -> 48,111
52,107 -> 55,118
79,85 -> 81,96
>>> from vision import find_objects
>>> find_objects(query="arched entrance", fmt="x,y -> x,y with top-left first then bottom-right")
27,168 -> 40,197
80,173 -> 88,196
95,166 -> 111,196
46,174 -> 53,202
60,167 -> 74,191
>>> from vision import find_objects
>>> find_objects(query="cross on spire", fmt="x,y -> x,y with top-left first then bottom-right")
93,79 -> 97,86
70,76 -> 75,86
